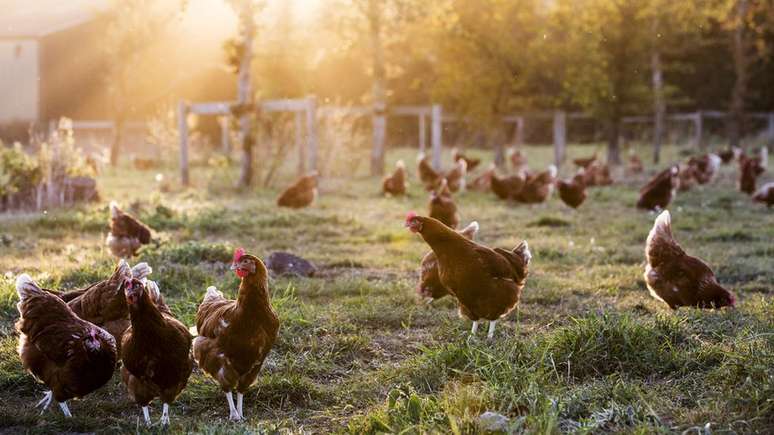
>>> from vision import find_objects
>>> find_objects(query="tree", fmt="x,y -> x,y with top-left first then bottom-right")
224,0 -> 265,188
101,0 -> 171,166
559,0 -> 651,165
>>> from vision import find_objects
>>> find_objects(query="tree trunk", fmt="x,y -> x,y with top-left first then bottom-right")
607,118 -> 622,165
369,0 -> 387,176
728,0 -> 748,149
553,110 -> 567,168
236,3 -> 256,189
651,49 -> 665,164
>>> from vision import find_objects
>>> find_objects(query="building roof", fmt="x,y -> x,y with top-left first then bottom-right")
0,0 -> 108,39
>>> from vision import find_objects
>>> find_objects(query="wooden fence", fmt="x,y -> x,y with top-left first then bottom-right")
176,98 -> 774,185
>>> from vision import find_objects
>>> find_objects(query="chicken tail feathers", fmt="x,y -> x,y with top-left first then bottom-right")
204,286 -> 223,302
514,241 -> 532,265
16,274 -> 42,301
131,262 -> 153,281
109,201 -> 121,218
646,210 -> 684,267
459,221 -> 480,239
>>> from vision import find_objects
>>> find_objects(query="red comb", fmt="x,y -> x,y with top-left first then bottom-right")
405,211 -> 417,221
233,247 -> 245,262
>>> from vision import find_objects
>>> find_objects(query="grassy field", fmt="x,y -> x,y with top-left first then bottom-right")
0,144 -> 772,434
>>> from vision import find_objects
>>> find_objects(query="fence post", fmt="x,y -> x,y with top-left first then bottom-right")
514,116 -> 524,146
305,96 -> 318,172
218,116 -> 231,155
553,110 -> 566,167
295,110 -> 305,175
694,111 -> 703,149
767,113 -> 774,146
431,104 -> 442,171
419,114 -> 426,153
178,100 -> 189,186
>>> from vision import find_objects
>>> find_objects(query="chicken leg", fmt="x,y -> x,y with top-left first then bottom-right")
470,321 -> 479,335
487,321 -> 497,339
35,391 -> 53,413
237,393 -> 244,419
142,406 -> 151,426
160,403 -> 170,426
226,392 -> 240,420
59,402 -> 72,418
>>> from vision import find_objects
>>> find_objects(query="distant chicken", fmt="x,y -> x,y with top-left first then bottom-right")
49,260 -> 152,349
444,159 -> 467,192
573,153 -> 597,169
584,162 -> 613,186
687,154 -> 721,184
718,146 -> 741,164
752,182 -> 774,207
490,171 -> 525,201
417,153 -> 442,190
106,201 -> 152,258
452,148 -> 481,171
121,279 -> 193,426
557,171 -> 587,209
508,148 -> 528,173
628,153 -> 644,175
277,172 -> 318,208
15,274 -> 117,418
644,210 -> 735,309
677,163 -> 697,192
193,249 -> 279,421
739,149 -> 767,194
382,160 -> 408,196
637,166 -> 679,211
517,165 -> 557,204
470,163 -> 495,192
428,179 -> 460,229
406,213 -> 531,339
418,221 -> 479,302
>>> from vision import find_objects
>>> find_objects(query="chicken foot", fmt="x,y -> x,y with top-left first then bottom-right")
226,391 -> 240,421
35,391 -> 53,413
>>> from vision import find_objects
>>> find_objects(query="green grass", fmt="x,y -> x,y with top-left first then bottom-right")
0,144 -> 771,434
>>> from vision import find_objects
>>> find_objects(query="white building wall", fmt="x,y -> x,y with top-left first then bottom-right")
0,39 -> 39,123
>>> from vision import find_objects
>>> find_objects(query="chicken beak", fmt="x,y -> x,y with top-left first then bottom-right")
230,263 -> 238,271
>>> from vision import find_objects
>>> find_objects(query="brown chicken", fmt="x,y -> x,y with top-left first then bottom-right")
584,161 -> 613,186
573,153 -> 597,169
628,154 -> 644,175
428,179 -> 460,229
417,221 -> 479,302
677,163 -> 696,192
644,210 -> 736,309
417,153 -> 442,190
470,163 -> 495,191
382,160 -> 408,196
452,148 -> 481,171
193,248 -> 279,421
121,278 -> 193,426
48,261 -> 152,349
637,166 -> 679,211
687,154 -> 721,184
752,182 -> 774,206
106,201 -> 152,258
508,148 -> 528,173
15,274 -> 117,418
443,159 -> 468,192
405,213 -> 531,339
739,149 -> 767,194
517,165 -> 557,204
557,171 -> 587,209
718,146 -> 741,164
277,172 -> 318,208
490,171 -> 525,201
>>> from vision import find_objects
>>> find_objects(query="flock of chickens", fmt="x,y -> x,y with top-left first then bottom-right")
16,206 -> 277,425
12,144 -> 769,426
